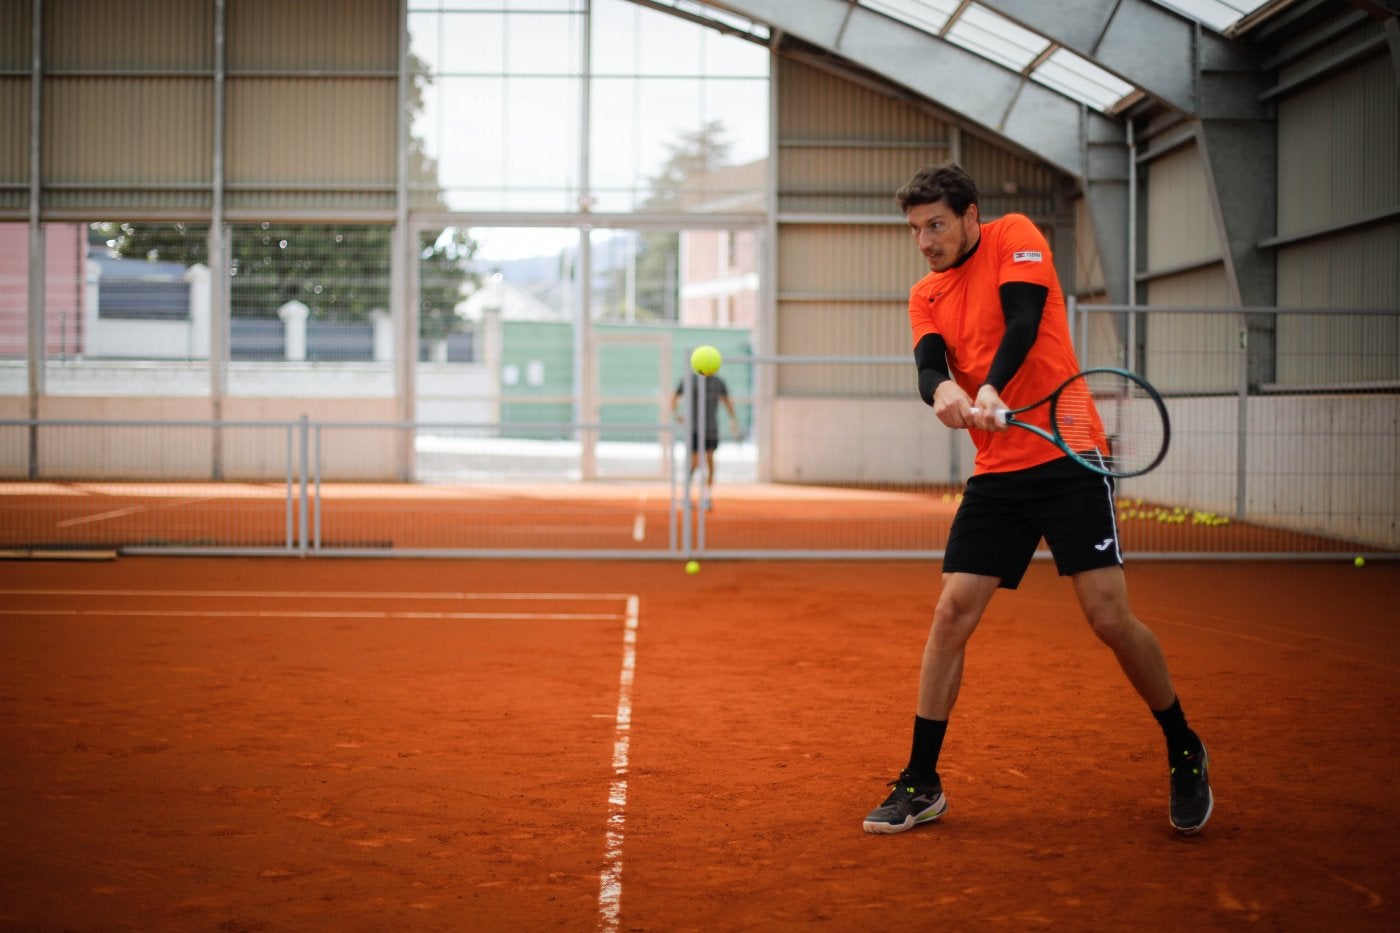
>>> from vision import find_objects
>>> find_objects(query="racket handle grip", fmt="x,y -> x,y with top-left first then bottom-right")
967,407 -> 1009,425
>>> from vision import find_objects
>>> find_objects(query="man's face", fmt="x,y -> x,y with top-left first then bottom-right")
906,200 -> 979,273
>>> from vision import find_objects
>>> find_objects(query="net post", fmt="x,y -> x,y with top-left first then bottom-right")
1235,317 -> 1249,521
297,414 -> 309,557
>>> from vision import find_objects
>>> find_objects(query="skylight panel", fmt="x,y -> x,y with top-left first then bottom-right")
860,0 -> 960,36
669,0 -> 771,40
1031,46 -> 1135,112
1149,0 -> 1276,33
944,3 -> 1051,72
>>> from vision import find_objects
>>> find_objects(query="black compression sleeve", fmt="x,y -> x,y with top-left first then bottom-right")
984,282 -> 1048,392
914,333 -> 951,406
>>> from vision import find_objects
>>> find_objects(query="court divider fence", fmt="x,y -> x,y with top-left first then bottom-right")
2,310 -> 1397,559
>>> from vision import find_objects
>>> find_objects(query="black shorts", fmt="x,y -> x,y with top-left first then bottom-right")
688,434 -> 719,453
943,456 -> 1122,590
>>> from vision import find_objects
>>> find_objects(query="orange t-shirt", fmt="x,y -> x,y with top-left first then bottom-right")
908,213 -> 1082,475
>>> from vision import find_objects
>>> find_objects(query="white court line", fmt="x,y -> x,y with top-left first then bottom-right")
53,496 -> 214,528
0,608 -> 622,621
631,513 -> 646,542
0,588 -> 635,601
598,594 -> 638,933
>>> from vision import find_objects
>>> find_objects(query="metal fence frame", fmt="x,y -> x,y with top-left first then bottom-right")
1074,303 -> 1400,525
3,313 -> 1397,559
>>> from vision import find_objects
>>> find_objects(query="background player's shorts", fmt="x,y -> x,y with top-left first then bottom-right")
688,434 -> 720,453
943,455 -> 1122,589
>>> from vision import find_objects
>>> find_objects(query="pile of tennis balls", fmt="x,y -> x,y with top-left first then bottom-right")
1116,499 -> 1230,527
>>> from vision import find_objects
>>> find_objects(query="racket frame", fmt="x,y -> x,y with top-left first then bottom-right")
980,367 -> 1170,478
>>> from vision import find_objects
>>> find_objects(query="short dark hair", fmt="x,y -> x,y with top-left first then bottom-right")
895,163 -> 979,216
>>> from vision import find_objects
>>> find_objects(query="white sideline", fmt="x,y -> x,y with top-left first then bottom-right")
597,594 -> 639,932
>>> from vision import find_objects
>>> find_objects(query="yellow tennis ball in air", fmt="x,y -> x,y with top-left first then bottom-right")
690,345 -> 722,376
685,560 -> 701,575
1354,556 -> 1366,568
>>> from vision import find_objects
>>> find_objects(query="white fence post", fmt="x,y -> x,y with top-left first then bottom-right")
278,299 -> 309,361
83,257 -> 101,358
185,263 -> 210,359
371,308 -> 393,362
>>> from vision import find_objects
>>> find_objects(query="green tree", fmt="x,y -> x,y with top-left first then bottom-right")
602,121 -> 731,322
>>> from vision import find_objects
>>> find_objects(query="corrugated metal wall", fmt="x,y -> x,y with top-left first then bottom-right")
1276,50 -> 1397,294
44,78 -> 211,180
227,0 -> 395,72
774,56 -> 946,399
225,0 -> 397,214
1143,145 -> 1223,278
1274,40 -> 1397,385
0,77 -> 26,214
773,55 -> 1068,397
39,0 -> 213,214
14,0 -> 399,220
0,0 -> 32,214
44,0 -> 212,70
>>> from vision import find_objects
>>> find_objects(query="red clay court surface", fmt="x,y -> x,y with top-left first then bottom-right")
0,556 -> 1397,931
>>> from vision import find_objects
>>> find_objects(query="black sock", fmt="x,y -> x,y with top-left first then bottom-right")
905,715 -> 947,783
1151,696 -> 1200,756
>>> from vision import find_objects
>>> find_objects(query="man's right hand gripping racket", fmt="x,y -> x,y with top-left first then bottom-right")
971,367 -> 1170,478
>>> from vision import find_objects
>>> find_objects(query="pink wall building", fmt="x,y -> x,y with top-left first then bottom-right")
0,223 -> 88,357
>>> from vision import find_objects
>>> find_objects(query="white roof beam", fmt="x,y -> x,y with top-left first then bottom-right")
717,0 -> 1120,177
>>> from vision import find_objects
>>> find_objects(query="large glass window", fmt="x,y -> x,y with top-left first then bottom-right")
408,0 -> 768,213
408,2 -> 586,212
590,0 -> 768,213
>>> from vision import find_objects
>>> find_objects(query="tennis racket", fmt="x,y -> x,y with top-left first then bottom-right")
970,367 -> 1170,478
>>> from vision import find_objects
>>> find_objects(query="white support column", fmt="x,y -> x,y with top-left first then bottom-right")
27,0 -> 44,409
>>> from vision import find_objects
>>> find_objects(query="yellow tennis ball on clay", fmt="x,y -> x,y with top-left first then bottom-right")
1354,556 -> 1366,568
685,560 -> 701,575
690,345 -> 722,376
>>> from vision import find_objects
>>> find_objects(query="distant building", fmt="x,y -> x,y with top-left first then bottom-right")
0,223 -> 87,357
675,160 -> 764,330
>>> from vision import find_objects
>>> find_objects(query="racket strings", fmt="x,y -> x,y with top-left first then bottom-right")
1053,373 -> 1168,477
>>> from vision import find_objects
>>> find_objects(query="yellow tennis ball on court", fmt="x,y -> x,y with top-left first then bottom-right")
1354,556 -> 1366,568
690,345 -> 722,376
685,560 -> 701,575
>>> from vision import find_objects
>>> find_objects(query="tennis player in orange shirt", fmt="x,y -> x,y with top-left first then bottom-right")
862,164 -> 1212,836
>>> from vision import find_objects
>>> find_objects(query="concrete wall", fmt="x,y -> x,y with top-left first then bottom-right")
769,397 -> 974,486
1117,394 -> 1398,548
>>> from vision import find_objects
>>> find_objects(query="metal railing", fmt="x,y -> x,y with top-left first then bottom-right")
2,324 -> 1396,558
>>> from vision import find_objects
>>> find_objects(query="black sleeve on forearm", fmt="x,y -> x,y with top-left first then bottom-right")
914,332 -> 951,406
984,282 -> 1048,392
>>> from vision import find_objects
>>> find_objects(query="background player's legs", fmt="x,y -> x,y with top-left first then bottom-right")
1071,565 -> 1174,709
917,572 -> 1001,719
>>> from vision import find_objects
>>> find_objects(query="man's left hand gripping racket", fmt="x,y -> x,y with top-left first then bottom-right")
971,367 -> 1170,478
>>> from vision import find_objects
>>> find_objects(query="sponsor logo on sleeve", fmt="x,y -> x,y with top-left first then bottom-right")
1012,250 -> 1043,263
